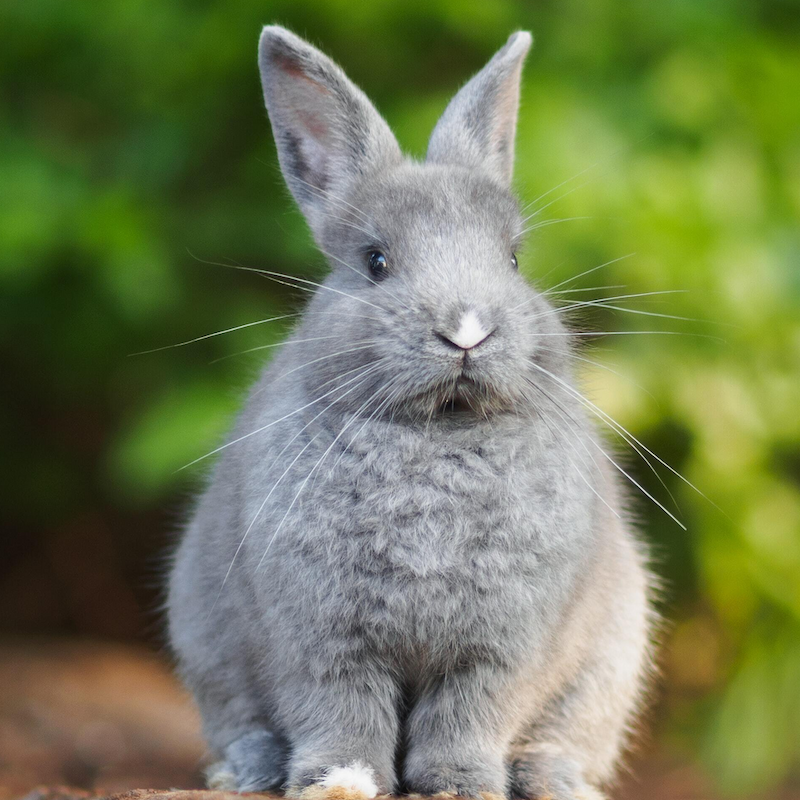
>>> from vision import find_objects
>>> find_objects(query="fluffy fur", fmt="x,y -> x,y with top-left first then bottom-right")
168,25 -> 654,800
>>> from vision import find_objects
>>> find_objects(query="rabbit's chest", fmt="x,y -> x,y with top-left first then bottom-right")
299,433 -> 546,658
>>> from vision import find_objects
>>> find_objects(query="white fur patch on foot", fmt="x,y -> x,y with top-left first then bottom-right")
320,762 -> 379,798
205,761 -> 238,791
575,788 -> 607,800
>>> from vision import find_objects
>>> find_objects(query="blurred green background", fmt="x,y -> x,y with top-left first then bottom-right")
1,0 -> 799,797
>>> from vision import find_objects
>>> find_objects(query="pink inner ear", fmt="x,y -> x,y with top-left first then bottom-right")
297,109 -> 330,141
489,64 -> 523,166
492,86 -> 516,145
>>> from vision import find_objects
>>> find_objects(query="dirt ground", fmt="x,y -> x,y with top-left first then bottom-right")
0,639 -> 792,800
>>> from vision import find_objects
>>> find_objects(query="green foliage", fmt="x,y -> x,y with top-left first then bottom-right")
2,0 -> 798,794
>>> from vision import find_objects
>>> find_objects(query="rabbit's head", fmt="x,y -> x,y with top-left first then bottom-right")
258,27 -> 570,420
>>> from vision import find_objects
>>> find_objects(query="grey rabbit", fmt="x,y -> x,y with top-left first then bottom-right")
168,25 -> 655,800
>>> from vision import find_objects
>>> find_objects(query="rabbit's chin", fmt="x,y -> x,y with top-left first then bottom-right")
404,375 -> 520,420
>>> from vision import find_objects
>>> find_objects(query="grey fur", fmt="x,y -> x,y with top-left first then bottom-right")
168,25 -> 654,800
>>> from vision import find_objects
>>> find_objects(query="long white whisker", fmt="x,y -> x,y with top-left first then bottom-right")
528,371 -> 680,514
212,362 -> 384,607
595,439 -> 686,528
321,249 -> 411,311
528,360 -> 717,518
519,152 -> 616,216
544,284 -> 627,297
209,431 -> 321,619
323,213 -> 381,239
210,336 -> 376,364
526,289 -> 689,319
543,253 -> 637,296
526,381 -> 619,519
187,251 -> 387,312
535,345 -> 660,404
520,137 -> 652,222
256,379 -> 391,569
519,216 -> 593,236
528,375 -> 685,527
129,313 -> 299,356
329,377 -> 404,473
525,330 -> 721,339
177,359 -> 379,471
305,309 -> 385,324
308,358 -> 385,394
291,175 -> 374,226
274,343 -> 377,383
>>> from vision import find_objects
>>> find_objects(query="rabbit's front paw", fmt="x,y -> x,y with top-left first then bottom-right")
206,728 -> 287,791
287,762 -> 382,800
509,746 -> 606,800
404,760 -> 507,800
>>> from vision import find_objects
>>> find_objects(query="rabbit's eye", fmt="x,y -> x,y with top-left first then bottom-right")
511,252 -> 519,270
368,251 -> 388,280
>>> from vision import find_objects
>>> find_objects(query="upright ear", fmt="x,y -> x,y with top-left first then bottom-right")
258,26 -> 402,233
426,31 -> 532,188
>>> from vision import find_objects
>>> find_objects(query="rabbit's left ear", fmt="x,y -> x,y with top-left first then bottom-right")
258,26 -> 402,234
426,32 -> 532,188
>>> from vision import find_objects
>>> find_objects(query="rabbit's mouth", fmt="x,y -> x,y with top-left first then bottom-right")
436,375 -> 479,414
425,373 -> 512,418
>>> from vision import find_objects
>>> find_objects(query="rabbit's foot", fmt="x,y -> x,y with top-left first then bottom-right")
406,794 -> 506,800
509,745 -> 605,800
574,791 -> 606,800
206,728 -> 287,792
288,762 -> 381,800
404,760 -> 507,799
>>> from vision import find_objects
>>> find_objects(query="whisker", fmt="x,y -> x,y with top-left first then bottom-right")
186,250 -> 388,312
528,375 -> 684,527
291,175 -> 375,226
531,373 -> 680,513
535,345 -> 661,404
209,430 -> 322,619
177,359 -> 380,471
526,289 -> 690,319
129,313 -> 299,356
544,253 -> 637,295
209,335 -> 373,364
329,376 -> 404,473
308,357 -> 385,393
211,362 -> 385,609
305,309 -> 384,323
527,360 -> 724,521
520,162 -> 602,214
255,378 -> 392,569
519,216 -> 593,237
544,284 -> 627,297
274,342 -> 377,383
529,385 -> 620,519
525,330 -> 723,340
519,135 -> 652,223
322,213 -> 381,240
321,249 -> 412,311
567,303 -> 712,324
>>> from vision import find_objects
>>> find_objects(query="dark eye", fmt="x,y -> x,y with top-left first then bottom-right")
368,251 -> 388,280
511,252 -> 519,270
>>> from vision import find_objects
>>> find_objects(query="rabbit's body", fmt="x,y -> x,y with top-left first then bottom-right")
168,28 -> 653,800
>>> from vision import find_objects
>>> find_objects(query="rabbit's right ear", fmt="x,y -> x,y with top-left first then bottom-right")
258,26 -> 402,234
426,32 -> 532,188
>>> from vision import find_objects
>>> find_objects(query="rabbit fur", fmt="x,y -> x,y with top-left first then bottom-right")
168,25 -> 654,800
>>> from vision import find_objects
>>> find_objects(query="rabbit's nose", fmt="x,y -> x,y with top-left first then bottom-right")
437,310 -> 493,351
